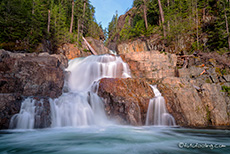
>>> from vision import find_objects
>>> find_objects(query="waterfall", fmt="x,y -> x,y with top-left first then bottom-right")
10,54 -> 131,128
146,85 -> 176,126
10,98 -> 49,129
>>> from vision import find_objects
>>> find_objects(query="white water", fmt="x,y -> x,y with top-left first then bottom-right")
50,55 -> 131,127
10,54 -> 176,129
10,55 -> 131,128
10,98 -> 45,129
146,85 -> 176,126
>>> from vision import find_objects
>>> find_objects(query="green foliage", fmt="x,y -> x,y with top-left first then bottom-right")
106,11 -> 119,44
0,0 -> 103,52
107,0 -> 230,53
221,85 -> 230,96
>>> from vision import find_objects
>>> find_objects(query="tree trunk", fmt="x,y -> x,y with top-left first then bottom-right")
32,0 -> 35,14
81,0 -> 87,34
143,0 -> 148,30
47,10 -> 51,33
196,0 -> 199,49
69,0 -> 74,33
167,0 -> 170,32
158,0 -> 166,38
77,19 -> 80,45
224,3 -> 230,50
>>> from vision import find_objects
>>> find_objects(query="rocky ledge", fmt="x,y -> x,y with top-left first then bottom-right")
0,49 -> 67,129
98,78 -> 154,125
121,50 -> 230,129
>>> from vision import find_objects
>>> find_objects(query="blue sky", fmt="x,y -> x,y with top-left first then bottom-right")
90,0 -> 133,29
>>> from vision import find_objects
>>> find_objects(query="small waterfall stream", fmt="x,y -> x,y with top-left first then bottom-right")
146,85 -> 176,126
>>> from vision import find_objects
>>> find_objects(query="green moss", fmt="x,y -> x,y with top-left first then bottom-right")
179,83 -> 184,88
215,67 -> 222,76
205,78 -> 211,83
196,106 -> 201,113
221,85 -> 230,96
206,106 -> 211,123
83,49 -> 90,53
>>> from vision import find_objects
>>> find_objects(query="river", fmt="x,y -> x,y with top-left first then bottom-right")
0,126 -> 229,154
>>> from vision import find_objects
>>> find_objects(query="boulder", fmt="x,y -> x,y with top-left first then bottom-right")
0,50 -> 66,98
0,49 -> 67,129
98,78 -> 154,125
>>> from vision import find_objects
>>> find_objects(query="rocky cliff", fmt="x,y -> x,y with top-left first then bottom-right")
0,49 -> 67,129
121,50 -> 177,80
120,48 -> 230,128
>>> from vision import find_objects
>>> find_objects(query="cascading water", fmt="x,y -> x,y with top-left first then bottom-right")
10,98 -> 48,129
49,55 -> 131,127
146,85 -> 176,126
10,54 -> 131,128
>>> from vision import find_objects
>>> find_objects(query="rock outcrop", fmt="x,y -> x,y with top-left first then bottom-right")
120,48 -> 230,128
57,37 -> 109,59
117,35 -> 164,54
98,78 -> 154,125
85,37 -> 109,55
158,77 -> 230,128
57,43 -> 91,59
0,49 -> 67,129
121,50 -> 177,80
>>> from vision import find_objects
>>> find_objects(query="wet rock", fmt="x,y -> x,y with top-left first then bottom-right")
32,97 -> 51,128
0,49 -> 67,129
98,78 -> 154,125
0,93 -> 22,129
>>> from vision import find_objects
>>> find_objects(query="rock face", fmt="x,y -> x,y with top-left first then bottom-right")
57,37 -> 109,59
117,35 -> 164,54
121,51 -> 177,80
98,78 -> 154,125
0,50 -> 66,98
119,47 -> 230,128
85,37 -> 109,55
0,49 -> 67,129
57,43 -> 91,59
0,94 -> 22,129
158,77 -> 230,128
117,39 -> 148,54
